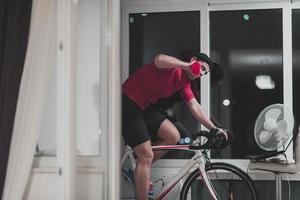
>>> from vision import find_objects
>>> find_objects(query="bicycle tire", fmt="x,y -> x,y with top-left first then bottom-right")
180,162 -> 258,200
121,170 -> 137,200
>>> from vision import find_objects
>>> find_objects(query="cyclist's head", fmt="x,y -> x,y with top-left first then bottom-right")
190,53 -> 213,77
180,51 -> 214,77
180,51 -> 212,66
193,53 -> 213,67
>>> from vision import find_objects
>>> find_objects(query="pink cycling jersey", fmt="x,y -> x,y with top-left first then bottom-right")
123,63 -> 195,110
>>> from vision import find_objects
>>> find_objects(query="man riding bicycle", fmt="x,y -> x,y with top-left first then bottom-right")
122,53 -> 228,200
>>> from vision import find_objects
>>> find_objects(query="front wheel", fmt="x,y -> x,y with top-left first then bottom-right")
180,162 -> 258,200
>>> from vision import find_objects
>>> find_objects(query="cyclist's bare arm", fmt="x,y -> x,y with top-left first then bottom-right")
154,54 -> 191,70
186,98 -> 216,130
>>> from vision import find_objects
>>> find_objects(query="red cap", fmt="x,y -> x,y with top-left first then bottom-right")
191,62 -> 201,76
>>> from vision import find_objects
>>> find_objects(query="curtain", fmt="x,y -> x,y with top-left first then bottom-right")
0,0 -> 32,198
2,0 -> 57,199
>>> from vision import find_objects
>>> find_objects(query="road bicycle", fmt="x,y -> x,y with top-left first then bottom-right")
121,130 -> 259,200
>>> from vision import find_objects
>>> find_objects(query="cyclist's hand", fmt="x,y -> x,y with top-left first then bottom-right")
210,128 -> 233,148
215,128 -> 228,141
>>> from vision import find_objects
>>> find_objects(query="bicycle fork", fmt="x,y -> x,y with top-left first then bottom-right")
196,156 -> 219,200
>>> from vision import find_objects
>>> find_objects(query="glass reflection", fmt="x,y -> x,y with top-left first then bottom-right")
210,9 -> 283,159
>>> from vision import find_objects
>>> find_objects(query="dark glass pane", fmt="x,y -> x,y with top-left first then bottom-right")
128,11 -> 200,158
210,9 -> 283,159
129,12 -> 200,71
293,10 -> 300,133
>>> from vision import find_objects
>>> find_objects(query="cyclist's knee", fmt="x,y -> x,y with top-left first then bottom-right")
134,142 -> 154,165
160,131 -> 180,145
164,131 -> 180,144
172,132 -> 180,144
157,119 -> 180,144
138,150 -> 154,166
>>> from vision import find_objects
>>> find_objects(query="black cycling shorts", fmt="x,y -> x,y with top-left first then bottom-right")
143,106 -> 166,142
122,94 -> 191,148
122,94 -> 166,148
144,106 -> 191,140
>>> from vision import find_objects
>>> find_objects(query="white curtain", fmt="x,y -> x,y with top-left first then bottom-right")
2,0 -> 57,199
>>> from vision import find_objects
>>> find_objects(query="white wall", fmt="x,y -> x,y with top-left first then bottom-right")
24,172 -> 61,200
24,170 -> 103,200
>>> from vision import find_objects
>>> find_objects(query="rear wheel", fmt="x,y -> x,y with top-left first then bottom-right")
180,162 -> 258,200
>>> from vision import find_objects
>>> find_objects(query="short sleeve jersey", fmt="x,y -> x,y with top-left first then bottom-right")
123,63 -> 195,110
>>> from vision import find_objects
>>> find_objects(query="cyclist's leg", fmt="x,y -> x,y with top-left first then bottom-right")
134,141 -> 154,200
143,107 -> 180,162
152,119 -> 180,162
122,94 -> 153,200
172,120 -> 192,138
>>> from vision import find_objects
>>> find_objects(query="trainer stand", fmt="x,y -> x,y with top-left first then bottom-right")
249,126 -> 300,200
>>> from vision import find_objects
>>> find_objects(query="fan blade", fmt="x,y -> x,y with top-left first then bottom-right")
265,108 -> 281,121
263,118 -> 278,131
259,130 -> 272,144
277,120 -> 288,133
277,120 -> 291,143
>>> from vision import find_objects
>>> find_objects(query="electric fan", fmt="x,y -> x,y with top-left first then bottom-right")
250,104 -> 297,200
254,104 -> 294,152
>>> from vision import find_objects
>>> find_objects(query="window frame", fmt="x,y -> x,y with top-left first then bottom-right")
121,0 -> 211,162
210,1 -> 294,162
121,0 -> 210,82
33,0 -> 109,170
122,0 -> 296,169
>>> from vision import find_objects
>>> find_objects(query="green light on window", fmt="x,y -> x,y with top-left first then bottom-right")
243,14 -> 250,21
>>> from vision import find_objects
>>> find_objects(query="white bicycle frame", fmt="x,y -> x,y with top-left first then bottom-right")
121,145 -> 219,200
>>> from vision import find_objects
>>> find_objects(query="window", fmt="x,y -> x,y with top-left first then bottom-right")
36,0 -> 101,157
75,0 -> 101,156
129,11 -> 201,158
210,9 -> 283,159
129,11 -> 200,72
36,68 -> 57,156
